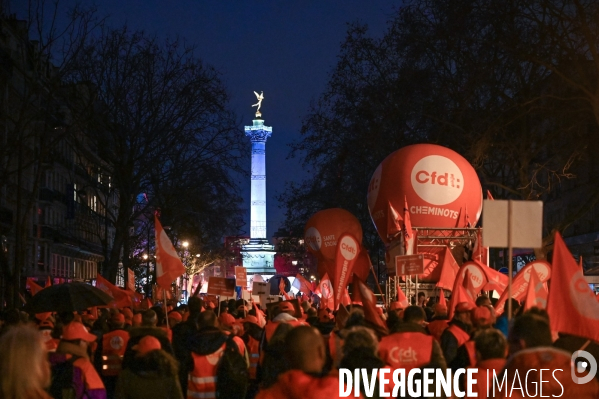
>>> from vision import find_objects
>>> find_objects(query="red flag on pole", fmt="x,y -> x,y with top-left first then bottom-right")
26,278 -> 44,296
333,234 -> 360,309
292,274 -> 312,294
352,276 -> 388,334
486,190 -> 494,200
403,196 -> 414,254
396,282 -> 409,308
387,201 -> 403,237
524,267 -> 548,311
155,215 -> 186,290
463,270 -> 478,301
439,288 -> 447,308
547,232 -> 599,342
436,247 -> 459,290
449,281 -> 476,320
96,274 -> 133,308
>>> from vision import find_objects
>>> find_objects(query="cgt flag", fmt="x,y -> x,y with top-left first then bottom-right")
155,215 -> 186,291
547,232 -> 599,342
333,234 -> 360,309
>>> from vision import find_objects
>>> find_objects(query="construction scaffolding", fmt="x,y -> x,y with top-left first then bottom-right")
386,227 -> 479,305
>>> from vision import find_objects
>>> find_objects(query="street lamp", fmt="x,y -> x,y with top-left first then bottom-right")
182,241 -> 189,248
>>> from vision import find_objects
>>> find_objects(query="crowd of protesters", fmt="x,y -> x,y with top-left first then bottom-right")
0,292 -> 598,399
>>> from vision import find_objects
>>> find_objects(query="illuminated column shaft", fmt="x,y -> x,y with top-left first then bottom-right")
245,119 -> 272,240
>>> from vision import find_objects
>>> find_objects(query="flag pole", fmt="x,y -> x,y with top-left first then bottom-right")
507,200 -> 513,322
368,259 -> 387,309
163,289 -> 170,329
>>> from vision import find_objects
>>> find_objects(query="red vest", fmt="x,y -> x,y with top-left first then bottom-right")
101,330 -> 129,376
379,332 -> 434,371
464,340 -> 477,367
187,344 -> 225,399
247,336 -> 260,380
447,324 -> 470,348
427,320 -> 450,342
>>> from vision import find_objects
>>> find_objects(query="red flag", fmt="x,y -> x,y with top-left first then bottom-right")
279,278 -> 286,295
486,190 -> 494,200
341,288 -> 351,307
46,276 -> 52,287
439,288 -> 447,308
436,247 -> 459,290
579,255 -> 583,269
333,234 -> 360,309
292,274 -> 313,294
319,273 -> 333,300
524,267 -> 548,311
449,278 -> 476,320
352,276 -> 388,334
26,278 -> 44,296
155,215 -> 186,290
351,248 -> 372,284
387,201 -> 403,237
494,260 -> 552,315
463,270 -> 478,301
96,274 -> 133,308
547,232 -> 599,342
403,196 -> 414,254
396,283 -> 409,308
254,303 -> 266,327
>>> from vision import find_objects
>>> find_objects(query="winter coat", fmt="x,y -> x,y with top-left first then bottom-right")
115,350 -> 183,399
440,319 -> 471,367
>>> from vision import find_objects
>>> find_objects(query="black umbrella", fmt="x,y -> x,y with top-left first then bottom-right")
26,282 -> 114,313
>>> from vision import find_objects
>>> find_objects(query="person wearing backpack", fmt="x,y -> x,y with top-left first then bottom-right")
114,335 -> 183,399
183,310 -> 249,399
48,321 -> 107,399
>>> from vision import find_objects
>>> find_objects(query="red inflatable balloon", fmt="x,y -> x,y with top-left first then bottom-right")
304,208 -> 363,272
368,144 -> 482,243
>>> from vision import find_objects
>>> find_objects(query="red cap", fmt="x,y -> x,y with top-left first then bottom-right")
243,315 -> 260,326
433,303 -> 448,314
279,302 -> 295,313
132,336 -> 161,355
132,313 -> 142,326
455,302 -> 476,313
111,313 -> 125,324
121,308 -> 133,319
168,311 -> 182,322
62,322 -> 97,342
219,313 -> 236,328
472,306 -> 492,325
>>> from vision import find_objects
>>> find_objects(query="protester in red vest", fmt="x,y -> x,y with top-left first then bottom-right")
427,303 -> 450,342
96,312 -> 129,398
378,305 -> 446,392
263,302 -> 307,343
184,310 -> 248,399
499,313 -> 599,399
450,305 -> 494,370
465,328 -> 507,399
256,326 -> 349,399
440,301 -> 474,367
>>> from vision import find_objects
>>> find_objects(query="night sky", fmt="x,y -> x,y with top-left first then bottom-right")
18,1 -> 401,238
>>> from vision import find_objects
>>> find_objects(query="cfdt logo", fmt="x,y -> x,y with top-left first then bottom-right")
571,350 -> 597,384
304,227 -> 322,251
410,155 -> 464,206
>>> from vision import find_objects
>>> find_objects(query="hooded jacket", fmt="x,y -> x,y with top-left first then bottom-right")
115,350 -> 183,399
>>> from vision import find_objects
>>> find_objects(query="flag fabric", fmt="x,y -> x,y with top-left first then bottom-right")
579,256 -> 583,269
436,247 -> 460,290
279,278 -> 286,295
26,278 -> 44,296
486,190 -> 494,200
96,274 -> 133,308
352,276 -> 388,334
449,278 -> 477,320
319,273 -> 335,310
155,215 -> 186,290
396,282 -> 409,308
494,260 -> 552,315
341,288 -> 352,307
524,267 -> 548,311
403,196 -> 414,255
333,234 -> 360,309
387,201 -> 403,237
547,232 -> 599,342
45,276 -> 52,287
293,274 -> 313,294
351,248 -> 372,283
254,303 -> 266,327
463,270 -> 478,301
439,288 -> 447,308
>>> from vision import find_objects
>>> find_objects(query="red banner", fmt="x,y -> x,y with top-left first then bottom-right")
333,234 -> 360,309
494,260 -> 551,315
235,266 -> 247,287
155,215 -> 186,290
207,277 -> 235,297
